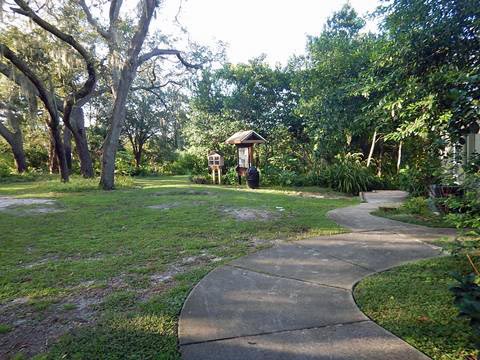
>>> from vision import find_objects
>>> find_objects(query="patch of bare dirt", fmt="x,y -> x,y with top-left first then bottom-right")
0,286 -> 105,359
21,254 -> 105,269
0,197 -> 55,209
293,191 -> 349,200
0,251 -> 226,358
139,251 -> 223,302
147,202 -> 181,210
0,196 -> 62,215
147,200 -> 208,211
220,207 -> 279,221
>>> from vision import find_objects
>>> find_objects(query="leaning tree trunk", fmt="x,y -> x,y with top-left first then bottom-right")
11,138 -> 27,173
96,0 -> 168,190
0,42 -> 69,182
9,0 -> 98,182
100,62 -> 147,188
52,127 -> 68,180
49,138 -> 59,174
0,121 -> 27,173
69,106 -> 94,177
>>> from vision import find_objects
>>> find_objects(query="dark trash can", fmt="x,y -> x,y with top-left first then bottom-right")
247,166 -> 260,189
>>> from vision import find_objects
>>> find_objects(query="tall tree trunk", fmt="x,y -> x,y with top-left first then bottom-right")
49,138 -> 59,174
397,141 -> 403,173
96,0 -> 196,189
69,106 -> 94,177
11,139 -> 27,173
63,126 -> 72,172
48,121 -> 68,181
0,120 -> 27,173
134,143 -> 143,169
367,129 -> 377,167
174,118 -> 179,149
100,70 -> 133,189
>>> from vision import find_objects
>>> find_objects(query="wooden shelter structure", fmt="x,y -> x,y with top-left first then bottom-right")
208,151 -> 224,184
225,130 -> 266,184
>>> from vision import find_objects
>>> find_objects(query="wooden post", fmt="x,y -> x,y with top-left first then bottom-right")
249,145 -> 254,168
211,168 -> 215,184
237,147 -> 241,185
218,168 -> 222,184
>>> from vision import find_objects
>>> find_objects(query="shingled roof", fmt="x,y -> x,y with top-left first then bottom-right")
225,130 -> 266,144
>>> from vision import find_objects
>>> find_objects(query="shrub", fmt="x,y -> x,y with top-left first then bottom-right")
449,272 -> 480,349
374,174 -> 400,190
0,150 -> 14,177
24,143 -> 48,171
443,172 -> 480,235
165,152 -> 206,175
398,166 -> 430,196
131,166 -> 161,177
464,152 -> 480,174
276,169 -> 298,187
115,150 -> 136,176
259,166 -> 305,187
303,171 -> 327,187
449,237 -> 480,349
0,161 -> 11,178
322,153 -> 376,195
401,197 -> 430,216
189,175 -> 210,184
223,167 -> 238,185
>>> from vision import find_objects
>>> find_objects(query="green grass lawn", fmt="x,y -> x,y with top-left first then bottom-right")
0,175 -> 355,359
354,254 -> 479,360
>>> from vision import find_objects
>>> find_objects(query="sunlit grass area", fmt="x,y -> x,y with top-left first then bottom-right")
354,255 -> 478,360
0,176 -> 355,359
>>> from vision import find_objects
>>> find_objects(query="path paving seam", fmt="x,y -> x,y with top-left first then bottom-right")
227,264 -> 353,291
391,232 -> 446,248
181,319 -> 372,346
292,242 -> 378,272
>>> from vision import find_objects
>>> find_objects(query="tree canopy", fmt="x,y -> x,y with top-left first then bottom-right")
0,0 -> 478,189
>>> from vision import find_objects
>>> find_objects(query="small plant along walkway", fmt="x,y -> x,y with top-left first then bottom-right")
178,191 -> 456,360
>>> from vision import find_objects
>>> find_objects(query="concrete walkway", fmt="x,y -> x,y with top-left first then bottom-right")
178,191 -> 456,359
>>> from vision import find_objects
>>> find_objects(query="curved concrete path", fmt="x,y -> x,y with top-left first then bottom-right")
179,191 -> 456,360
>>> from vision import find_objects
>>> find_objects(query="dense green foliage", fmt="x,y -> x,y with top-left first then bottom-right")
181,1 -> 479,196
1,0 -> 478,195
443,173 -> 480,235
450,272 -> 480,349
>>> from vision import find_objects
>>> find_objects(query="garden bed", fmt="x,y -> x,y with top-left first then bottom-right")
372,207 -> 454,228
